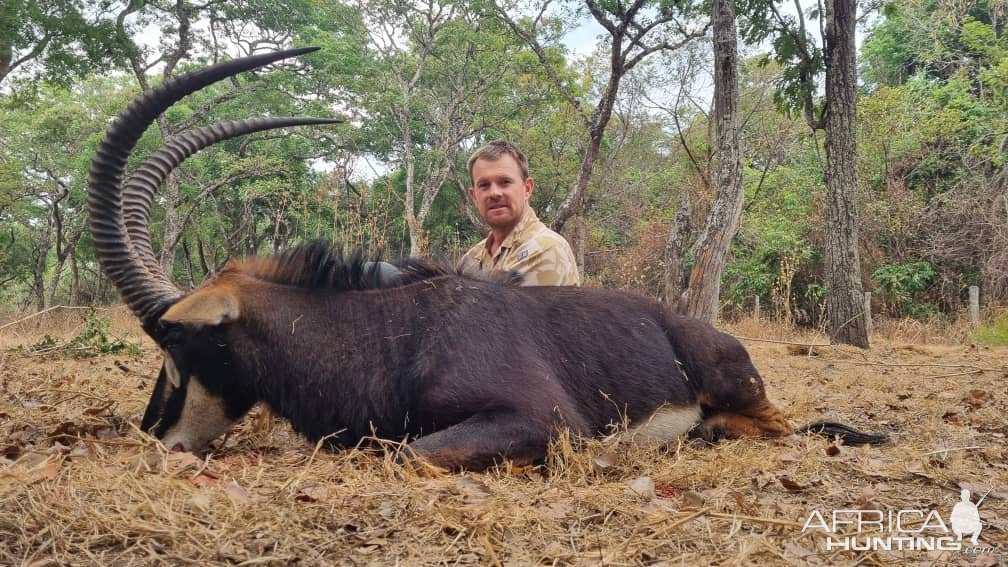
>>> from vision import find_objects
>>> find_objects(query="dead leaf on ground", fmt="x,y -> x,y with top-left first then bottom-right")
783,542 -> 819,561
779,475 -> 809,492
453,476 -> 492,504
68,442 -> 90,459
83,401 -> 114,415
626,476 -> 656,501
166,451 -> 202,473
964,389 -> 992,409
655,482 -> 683,499
854,486 -> 883,510
536,500 -> 573,522
355,538 -> 388,555
93,427 -> 118,441
592,450 -> 618,472
542,541 -> 571,558
190,473 -> 220,487
6,423 -> 40,445
223,480 -> 251,504
906,466 -> 937,482
188,493 -> 211,509
681,490 -> 705,508
28,457 -> 61,483
732,491 -> 758,515
294,483 -> 331,503
1,444 -> 21,460
857,457 -> 897,479
779,451 -> 802,462
825,444 -> 842,457
378,500 -> 397,520
48,421 -> 79,443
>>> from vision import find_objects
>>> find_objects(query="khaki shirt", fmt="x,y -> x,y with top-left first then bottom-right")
459,207 -> 580,286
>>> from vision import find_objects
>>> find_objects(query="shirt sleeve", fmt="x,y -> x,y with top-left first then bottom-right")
457,241 -> 485,274
513,234 -> 581,286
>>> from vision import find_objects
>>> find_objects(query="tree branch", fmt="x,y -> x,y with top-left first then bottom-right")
492,1 -> 591,129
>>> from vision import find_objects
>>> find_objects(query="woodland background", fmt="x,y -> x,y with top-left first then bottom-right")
1,0 -> 1007,341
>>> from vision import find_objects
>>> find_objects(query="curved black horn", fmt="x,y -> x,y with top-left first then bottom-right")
87,47 -> 320,325
122,116 -> 342,311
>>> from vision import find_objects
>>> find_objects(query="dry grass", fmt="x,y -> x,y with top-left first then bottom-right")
1,312 -> 1006,566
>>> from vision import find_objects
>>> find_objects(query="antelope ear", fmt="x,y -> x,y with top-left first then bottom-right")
162,288 -> 240,326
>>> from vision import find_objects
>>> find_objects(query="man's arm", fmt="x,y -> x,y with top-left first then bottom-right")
512,235 -> 580,286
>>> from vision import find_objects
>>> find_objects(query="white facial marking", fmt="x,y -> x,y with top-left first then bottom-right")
163,349 -> 182,388
625,405 -> 703,445
160,377 -> 235,452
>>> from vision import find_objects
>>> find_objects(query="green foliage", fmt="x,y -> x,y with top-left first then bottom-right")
29,310 -> 141,358
738,1 -> 823,121
871,261 -> 938,318
975,310 -> 1008,347
0,0 -> 129,86
0,0 -> 1005,323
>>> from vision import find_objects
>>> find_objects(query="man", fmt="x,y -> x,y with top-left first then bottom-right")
458,140 -> 580,286
950,488 -> 983,545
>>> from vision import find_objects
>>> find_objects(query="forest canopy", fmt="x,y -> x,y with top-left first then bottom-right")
1,0 -> 1005,326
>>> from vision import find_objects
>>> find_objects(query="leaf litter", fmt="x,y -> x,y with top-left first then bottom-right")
0,319 -> 1005,564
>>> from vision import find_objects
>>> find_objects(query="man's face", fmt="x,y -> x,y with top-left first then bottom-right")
468,155 -> 534,231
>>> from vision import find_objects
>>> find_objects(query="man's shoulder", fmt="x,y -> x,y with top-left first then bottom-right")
521,224 -> 574,255
462,238 -> 488,260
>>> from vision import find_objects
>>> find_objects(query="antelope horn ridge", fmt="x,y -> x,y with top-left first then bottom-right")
87,47 -> 321,327
121,116 -> 342,311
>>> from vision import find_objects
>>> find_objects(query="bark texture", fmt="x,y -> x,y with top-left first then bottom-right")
823,0 -> 869,348
681,0 -> 743,324
663,193 -> 691,307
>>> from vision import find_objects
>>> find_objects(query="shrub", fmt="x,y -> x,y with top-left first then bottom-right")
28,309 -> 141,358
975,310 -> 1008,346
871,261 -> 937,317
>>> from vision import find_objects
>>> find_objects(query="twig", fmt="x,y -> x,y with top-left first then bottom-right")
644,507 -> 708,528
189,453 -> 215,480
280,431 -> 343,491
732,335 -> 830,347
924,446 -> 991,456
825,361 -> 1002,371
927,369 -> 985,379
705,511 -> 806,528
663,508 -> 709,530
0,306 -> 109,332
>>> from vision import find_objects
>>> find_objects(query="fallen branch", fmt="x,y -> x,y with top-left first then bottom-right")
0,305 -> 110,332
818,360 -> 1007,374
927,369 -> 985,379
924,446 -> 991,456
705,511 -> 806,528
732,335 -> 830,347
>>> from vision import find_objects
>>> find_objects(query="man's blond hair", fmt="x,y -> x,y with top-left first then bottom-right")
467,140 -> 529,183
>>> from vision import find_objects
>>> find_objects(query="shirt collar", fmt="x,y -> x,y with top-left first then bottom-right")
487,206 -> 539,256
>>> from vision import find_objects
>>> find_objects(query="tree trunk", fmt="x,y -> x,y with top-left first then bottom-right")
48,225 -> 83,307
159,168 -> 182,277
552,114 -> 608,233
33,224 -> 53,312
663,193 -> 691,306
576,216 -> 587,274
680,0 -> 744,324
0,43 -> 12,84
823,0 -> 869,348
69,250 -> 81,305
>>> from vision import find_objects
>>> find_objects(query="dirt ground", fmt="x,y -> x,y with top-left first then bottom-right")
0,309 -> 1005,566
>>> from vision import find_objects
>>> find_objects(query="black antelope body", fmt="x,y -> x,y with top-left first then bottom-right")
87,48 -> 886,471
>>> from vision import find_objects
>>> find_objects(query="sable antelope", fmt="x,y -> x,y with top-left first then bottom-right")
88,48 -> 886,471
